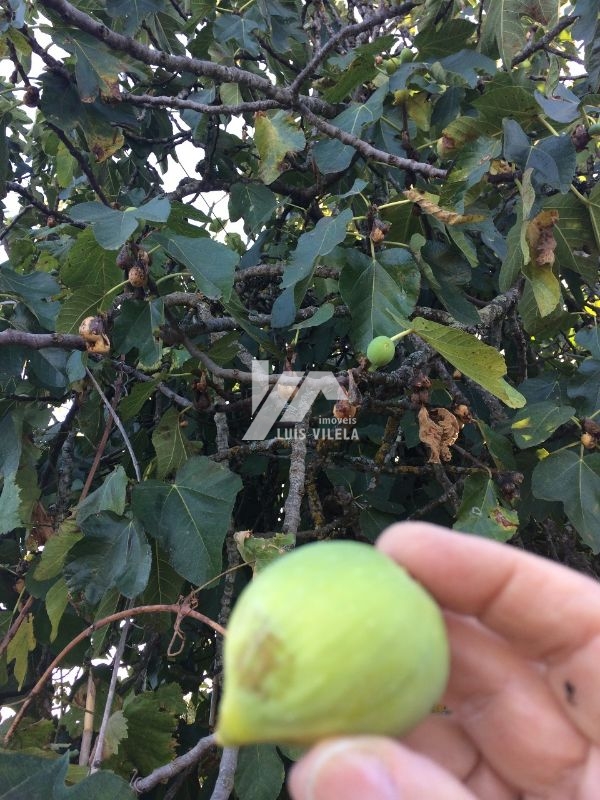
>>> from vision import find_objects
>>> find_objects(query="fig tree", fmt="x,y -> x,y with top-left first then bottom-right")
216,540 -> 449,746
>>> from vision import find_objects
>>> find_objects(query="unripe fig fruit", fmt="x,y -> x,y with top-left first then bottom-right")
216,540 -> 449,746
587,122 -> 600,136
366,335 -> 395,369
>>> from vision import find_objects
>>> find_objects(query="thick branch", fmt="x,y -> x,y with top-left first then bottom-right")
210,747 -> 239,800
282,432 -> 308,535
38,0 -> 334,116
0,330 -> 86,350
300,106 -> 448,179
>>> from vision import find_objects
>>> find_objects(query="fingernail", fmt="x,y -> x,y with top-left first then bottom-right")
292,740 -> 399,800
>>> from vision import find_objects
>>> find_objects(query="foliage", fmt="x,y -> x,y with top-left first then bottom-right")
0,0 -> 599,797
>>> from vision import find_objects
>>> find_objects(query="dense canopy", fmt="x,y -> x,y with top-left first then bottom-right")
0,1 -> 599,797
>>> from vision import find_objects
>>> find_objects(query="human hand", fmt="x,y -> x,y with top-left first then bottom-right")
288,522 -> 600,799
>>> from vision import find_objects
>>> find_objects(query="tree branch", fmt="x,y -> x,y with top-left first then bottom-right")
282,432 -> 308,535
45,122 -> 110,205
116,361 -> 192,409
85,367 -> 142,482
0,596 -> 34,659
90,610 -> 133,772
300,106 -> 448,179
290,2 -> 417,93
210,747 -> 239,800
121,92 -> 283,117
511,15 -> 579,67
0,330 -> 86,350
78,367 -> 125,503
37,0 -> 334,116
6,182 -> 85,228
4,602 -> 226,745
132,734 -> 217,794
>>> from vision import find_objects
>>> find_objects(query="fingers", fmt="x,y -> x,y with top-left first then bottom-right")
288,737 -> 480,800
376,522 -> 600,662
442,614 -> 586,794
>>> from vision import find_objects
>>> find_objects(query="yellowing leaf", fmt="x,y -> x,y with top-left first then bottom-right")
409,317 -> 526,408
7,614 -> 36,689
403,188 -> 486,225
87,128 -> 125,163
394,90 -> 431,131
253,111 -> 306,185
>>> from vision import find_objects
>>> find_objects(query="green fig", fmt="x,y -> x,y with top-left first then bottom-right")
366,335 -> 396,369
215,540 -> 449,747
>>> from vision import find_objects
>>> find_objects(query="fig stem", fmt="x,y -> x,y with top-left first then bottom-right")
391,329 -> 412,342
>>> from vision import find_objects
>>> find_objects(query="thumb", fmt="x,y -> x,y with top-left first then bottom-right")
288,737 -> 477,800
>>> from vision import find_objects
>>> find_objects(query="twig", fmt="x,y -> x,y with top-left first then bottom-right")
115,361 -> 192,409
167,0 -> 188,20
90,609 -> 133,772
511,15 -> 578,67
6,183 -> 84,227
121,92 -> 283,117
4,602 -> 226,744
180,335 -> 256,384
290,2 -> 416,93
0,596 -> 34,659
85,367 -> 141,482
6,39 -> 31,85
431,463 -> 460,514
210,747 -> 239,800
132,734 -> 217,794
78,367 -> 125,503
20,25 -> 70,79
300,106 -> 448,179
0,205 -> 33,241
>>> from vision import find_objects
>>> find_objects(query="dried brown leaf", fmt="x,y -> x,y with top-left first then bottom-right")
418,406 -> 443,463
526,209 -> 559,267
404,188 -> 486,225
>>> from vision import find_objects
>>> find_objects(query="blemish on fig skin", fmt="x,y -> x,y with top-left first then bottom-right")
238,628 -> 290,696
564,680 -> 576,706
